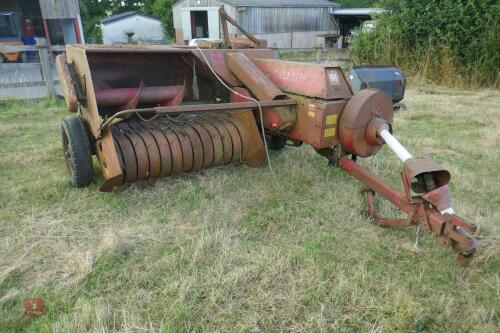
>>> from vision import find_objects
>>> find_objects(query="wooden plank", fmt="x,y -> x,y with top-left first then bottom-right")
39,0 -> 80,19
0,80 -> 60,89
0,63 -> 42,70
0,45 -> 66,52
37,39 -> 56,97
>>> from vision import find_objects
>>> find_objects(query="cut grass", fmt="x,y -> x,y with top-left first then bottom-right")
0,86 -> 499,332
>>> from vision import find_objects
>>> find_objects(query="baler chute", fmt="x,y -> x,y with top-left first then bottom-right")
56,44 -> 478,266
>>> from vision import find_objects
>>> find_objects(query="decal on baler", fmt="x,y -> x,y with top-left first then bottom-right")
324,128 -> 336,137
328,71 -> 340,85
326,114 -> 337,125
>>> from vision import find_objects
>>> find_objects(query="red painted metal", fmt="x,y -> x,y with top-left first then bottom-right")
229,87 -> 295,133
57,44 -> 479,266
109,111 -> 264,186
422,185 -> 452,212
338,89 -> 393,157
404,156 -> 451,193
95,85 -> 184,106
339,157 -> 413,213
191,49 -> 277,86
42,19 -> 51,46
285,97 -> 345,149
339,156 -> 478,266
252,59 -> 352,100
226,52 -> 285,101
73,18 -> 82,44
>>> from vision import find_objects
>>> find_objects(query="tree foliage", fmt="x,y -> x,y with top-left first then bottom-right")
79,0 -> 107,43
142,0 -> 177,38
350,0 -> 499,87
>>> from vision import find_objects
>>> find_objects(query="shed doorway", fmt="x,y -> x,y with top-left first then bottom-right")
190,11 -> 208,38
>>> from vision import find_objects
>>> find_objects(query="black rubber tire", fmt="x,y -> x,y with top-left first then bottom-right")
61,115 -> 93,187
267,135 -> 287,150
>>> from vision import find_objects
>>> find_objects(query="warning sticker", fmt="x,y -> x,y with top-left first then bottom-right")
328,71 -> 340,85
325,114 -> 337,125
324,128 -> 336,137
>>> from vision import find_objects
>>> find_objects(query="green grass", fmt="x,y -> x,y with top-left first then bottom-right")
0,86 -> 499,332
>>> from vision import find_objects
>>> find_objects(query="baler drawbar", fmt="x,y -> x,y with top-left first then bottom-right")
56,44 -> 478,266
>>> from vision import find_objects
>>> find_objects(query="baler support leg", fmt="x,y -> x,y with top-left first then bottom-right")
363,188 -> 416,227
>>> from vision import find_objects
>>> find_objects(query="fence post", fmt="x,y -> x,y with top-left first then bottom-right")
37,38 -> 55,97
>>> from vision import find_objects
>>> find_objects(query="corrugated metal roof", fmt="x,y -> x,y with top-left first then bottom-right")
223,0 -> 338,7
332,8 -> 385,16
39,0 -> 80,19
101,11 -> 161,24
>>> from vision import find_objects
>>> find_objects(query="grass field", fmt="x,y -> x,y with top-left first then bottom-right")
0,86 -> 499,332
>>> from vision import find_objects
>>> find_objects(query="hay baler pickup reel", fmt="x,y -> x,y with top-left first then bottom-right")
56,45 -> 478,266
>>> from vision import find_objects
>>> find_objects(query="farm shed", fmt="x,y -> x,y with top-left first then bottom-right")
100,11 -> 166,45
0,0 -> 84,45
173,0 -> 340,48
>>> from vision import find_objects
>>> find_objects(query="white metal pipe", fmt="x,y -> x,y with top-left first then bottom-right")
378,129 -> 413,162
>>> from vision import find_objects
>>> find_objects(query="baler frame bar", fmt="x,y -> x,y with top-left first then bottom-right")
338,157 -> 479,266
100,99 -> 297,131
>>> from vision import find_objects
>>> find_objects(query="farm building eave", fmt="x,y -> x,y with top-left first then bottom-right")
100,11 -> 161,25
173,0 -> 339,8
332,8 -> 385,16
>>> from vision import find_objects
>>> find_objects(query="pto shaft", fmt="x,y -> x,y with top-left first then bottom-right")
377,128 -> 413,162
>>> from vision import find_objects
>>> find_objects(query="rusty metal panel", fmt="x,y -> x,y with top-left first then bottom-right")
226,52 -> 285,100
339,157 -> 479,266
403,156 -> 451,193
95,86 -> 184,106
285,96 -> 346,149
55,54 -> 77,112
338,89 -> 393,158
191,48 -> 278,86
39,0 -> 80,19
107,110 -> 265,190
252,59 -> 352,100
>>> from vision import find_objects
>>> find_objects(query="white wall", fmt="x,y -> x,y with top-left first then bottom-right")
253,31 -> 334,48
180,6 -> 220,41
102,15 -> 165,44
